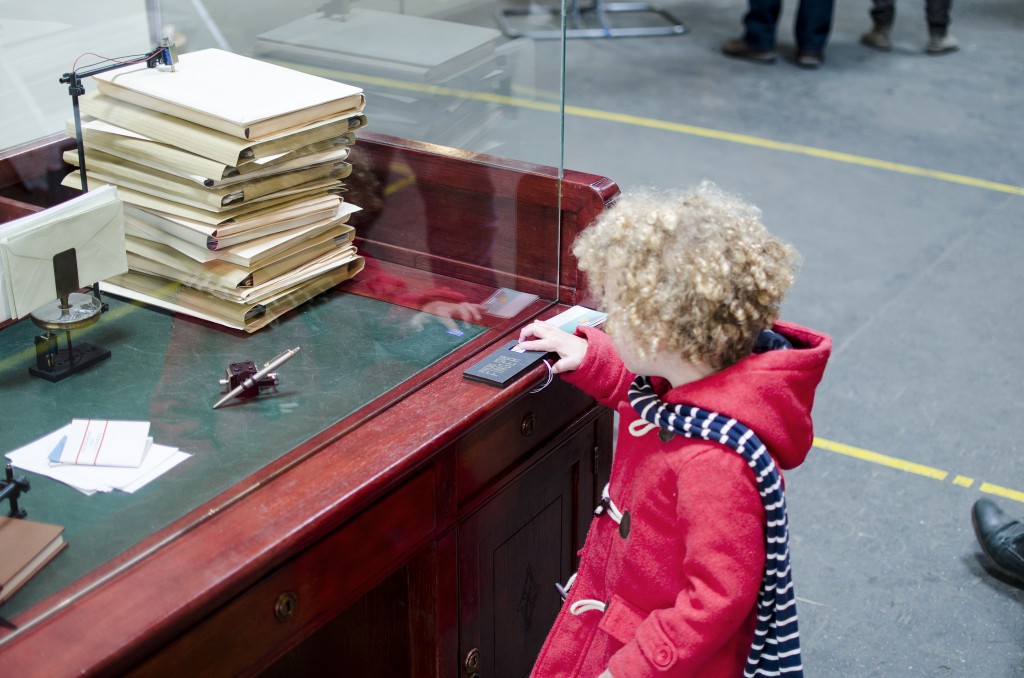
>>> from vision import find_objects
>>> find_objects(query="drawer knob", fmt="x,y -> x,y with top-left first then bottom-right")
520,412 -> 536,437
273,591 -> 299,622
464,647 -> 481,673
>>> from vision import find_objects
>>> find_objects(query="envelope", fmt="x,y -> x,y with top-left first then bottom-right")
0,185 -> 128,318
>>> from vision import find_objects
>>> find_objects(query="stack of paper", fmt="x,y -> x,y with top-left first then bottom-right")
61,49 -> 369,332
5,420 -> 191,496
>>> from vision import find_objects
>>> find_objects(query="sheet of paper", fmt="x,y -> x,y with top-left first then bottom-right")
49,419 -> 151,467
120,446 -> 192,494
6,425 -> 191,495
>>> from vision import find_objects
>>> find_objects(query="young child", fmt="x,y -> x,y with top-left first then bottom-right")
519,181 -> 831,677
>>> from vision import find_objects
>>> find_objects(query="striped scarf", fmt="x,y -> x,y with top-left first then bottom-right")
628,376 -> 803,677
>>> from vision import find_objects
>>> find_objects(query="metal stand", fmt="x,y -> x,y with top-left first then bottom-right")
28,293 -> 110,383
30,333 -> 111,383
59,38 -> 178,193
496,0 -> 686,39
1,463 -> 30,519
57,39 -> 177,311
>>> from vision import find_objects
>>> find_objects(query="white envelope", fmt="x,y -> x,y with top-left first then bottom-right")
0,185 -> 128,318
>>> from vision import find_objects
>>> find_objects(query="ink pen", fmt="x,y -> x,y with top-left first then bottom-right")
213,346 -> 300,409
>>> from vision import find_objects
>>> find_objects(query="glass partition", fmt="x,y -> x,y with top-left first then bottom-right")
0,0 -> 570,633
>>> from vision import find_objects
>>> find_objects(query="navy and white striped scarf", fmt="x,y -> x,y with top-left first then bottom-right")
628,376 -> 803,678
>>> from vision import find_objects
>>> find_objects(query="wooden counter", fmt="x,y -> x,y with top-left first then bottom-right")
0,133 -> 618,676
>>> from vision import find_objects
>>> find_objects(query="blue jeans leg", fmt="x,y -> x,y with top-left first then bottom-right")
795,0 -> 836,52
743,0 -> 782,51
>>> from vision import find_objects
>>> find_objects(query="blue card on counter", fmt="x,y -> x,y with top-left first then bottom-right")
463,341 -> 548,387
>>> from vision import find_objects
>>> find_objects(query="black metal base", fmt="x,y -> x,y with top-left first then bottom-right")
29,343 -> 111,382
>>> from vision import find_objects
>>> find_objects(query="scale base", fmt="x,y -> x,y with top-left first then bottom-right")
29,342 -> 111,382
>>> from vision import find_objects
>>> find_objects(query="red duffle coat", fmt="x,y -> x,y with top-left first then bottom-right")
530,321 -> 831,677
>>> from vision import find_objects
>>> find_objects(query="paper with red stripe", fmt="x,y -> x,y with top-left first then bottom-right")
47,419 -> 151,467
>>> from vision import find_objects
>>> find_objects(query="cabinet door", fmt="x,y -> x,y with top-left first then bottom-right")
457,424 -> 598,678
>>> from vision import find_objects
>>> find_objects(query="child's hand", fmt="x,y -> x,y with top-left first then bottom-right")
517,320 -> 588,373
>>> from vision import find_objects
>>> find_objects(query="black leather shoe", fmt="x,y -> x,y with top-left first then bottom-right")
972,498 -> 1024,585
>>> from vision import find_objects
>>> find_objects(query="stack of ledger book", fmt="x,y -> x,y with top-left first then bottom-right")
61,48 -> 369,332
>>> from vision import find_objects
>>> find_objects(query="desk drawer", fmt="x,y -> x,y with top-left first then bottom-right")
129,468 -> 436,677
456,379 -> 596,505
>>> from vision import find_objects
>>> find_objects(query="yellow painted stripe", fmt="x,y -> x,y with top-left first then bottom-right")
815,439 -> 1024,504
302,65 -> 1024,197
979,483 -> 1024,503
560,105 -> 1024,196
813,437 -> 949,480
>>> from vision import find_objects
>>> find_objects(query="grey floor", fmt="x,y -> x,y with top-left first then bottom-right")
72,0 -> 1024,674
554,0 -> 1024,675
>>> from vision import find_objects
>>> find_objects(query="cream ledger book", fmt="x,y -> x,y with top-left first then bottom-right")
70,118 -> 356,187
92,49 -> 365,140
122,198 -> 354,251
63,148 -> 352,209
80,92 -> 367,167
104,259 -> 365,333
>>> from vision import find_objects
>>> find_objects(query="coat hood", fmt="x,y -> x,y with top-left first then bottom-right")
664,320 -> 831,470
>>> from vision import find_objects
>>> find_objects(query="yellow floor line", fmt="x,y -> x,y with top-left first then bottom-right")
814,437 -> 1024,504
562,105 -> 1024,196
315,68 -> 1024,197
813,437 -> 948,480
978,483 -> 1024,503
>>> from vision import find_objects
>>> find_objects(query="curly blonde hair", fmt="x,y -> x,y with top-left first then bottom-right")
573,180 -> 798,371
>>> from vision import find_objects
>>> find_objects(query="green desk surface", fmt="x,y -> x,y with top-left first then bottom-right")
0,289 -> 485,618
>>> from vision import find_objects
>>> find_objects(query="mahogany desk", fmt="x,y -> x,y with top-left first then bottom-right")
0,133 -> 618,677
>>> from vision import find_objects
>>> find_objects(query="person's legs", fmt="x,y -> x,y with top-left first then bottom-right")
972,498 -> 1024,585
925,0 -> 958,53
742,0 -> 783,51
721,0 -> 781,63
925,0 -> 952,31
869,0 -> 896,28
794,0 -> 835,54
861,0 -> 896,49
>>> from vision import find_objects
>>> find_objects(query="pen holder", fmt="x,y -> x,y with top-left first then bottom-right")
222,361 -> 279,399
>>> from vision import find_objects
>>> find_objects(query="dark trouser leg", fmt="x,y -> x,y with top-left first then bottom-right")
926,0 -> 953,31
743,0 -> 782,51
869,0 -> 896,26
794,0 -> 836,51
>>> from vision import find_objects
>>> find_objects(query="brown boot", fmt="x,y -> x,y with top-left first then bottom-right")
860,23 -> 893,51
721,37 -> 777,63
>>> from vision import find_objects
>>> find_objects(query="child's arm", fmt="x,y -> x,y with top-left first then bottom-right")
517,320 -> 588,373
520,323 -> 636,408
